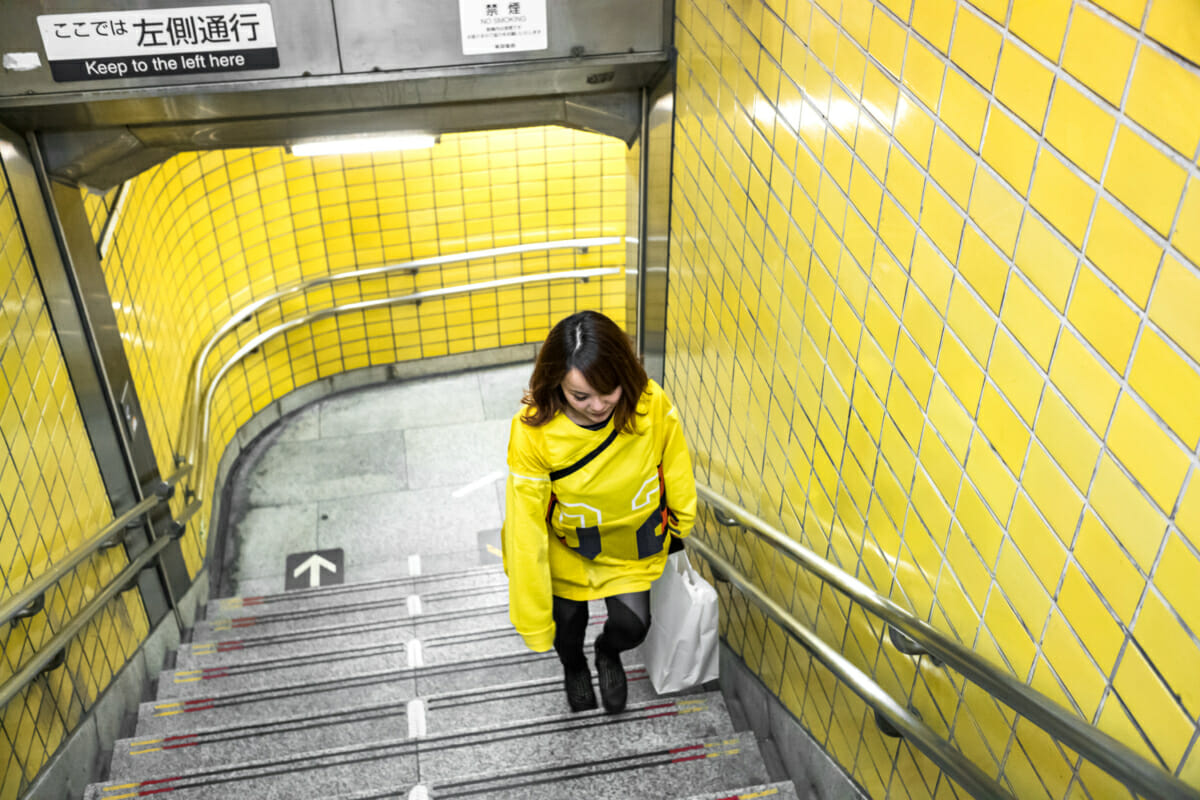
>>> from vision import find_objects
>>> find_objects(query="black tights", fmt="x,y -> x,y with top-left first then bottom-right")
552,591 -> 650,671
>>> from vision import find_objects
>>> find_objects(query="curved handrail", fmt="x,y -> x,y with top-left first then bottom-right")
0,466 -> 190,630
0,532 -> 175,711
178,236 -> 622,464
696,483 -> 1200,800
685,535 -> 1013,800
188,267 -> 622,498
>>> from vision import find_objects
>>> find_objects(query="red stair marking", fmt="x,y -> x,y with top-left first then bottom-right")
671,753 -> 708,764
162,741 -> 200,751
668,744 -> 704,755
162,734 -> 198,743
182,703 -> 213,713
645,711 -> 678,720
242,597 -> 264,605
216,642 -> 244,651
200,669 -> 229,680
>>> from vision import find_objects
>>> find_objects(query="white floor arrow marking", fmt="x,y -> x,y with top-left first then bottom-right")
407,639 -> 423,669
291,553 -> 337,587
408,784 -> 430,800
452,470 -> 505,498
407,594 -> 422,616
407,698 -> 427,738
408,554 -> 422,576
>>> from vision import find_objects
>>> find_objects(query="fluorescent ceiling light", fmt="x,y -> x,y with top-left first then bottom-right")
289,133 -> 438,157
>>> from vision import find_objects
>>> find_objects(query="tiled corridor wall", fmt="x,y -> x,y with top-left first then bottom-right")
1,156 -> 152,799
91,127 -> 628,577
666,0 -> 1200,797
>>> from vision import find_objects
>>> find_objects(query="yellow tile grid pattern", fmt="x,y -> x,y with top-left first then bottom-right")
1,158 -> 149,800
96,126 -> 628,577
669,0 -> 1199,797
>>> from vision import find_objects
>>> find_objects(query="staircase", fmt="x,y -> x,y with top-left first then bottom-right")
83,559 -> 801,799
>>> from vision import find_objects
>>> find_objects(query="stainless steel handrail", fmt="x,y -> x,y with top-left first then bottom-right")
178,236 -> 622,464
0,532 -> 174,711
685,536 -> 1014,800
697,484 -> 1200,800
188,267 -> 622,497
0,465 -> 190,630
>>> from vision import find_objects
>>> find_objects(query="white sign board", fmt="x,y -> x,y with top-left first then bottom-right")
458,0 -> 547,55
37,4 -> 278,82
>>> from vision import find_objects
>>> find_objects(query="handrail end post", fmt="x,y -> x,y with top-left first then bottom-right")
154,480 -> 175,501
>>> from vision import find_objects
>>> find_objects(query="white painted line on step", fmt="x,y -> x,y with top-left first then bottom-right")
407,698 -> 427,738
407,639 -> 424,668
408,554 -> 422,576
407,594 -> 423,616
452,470 -> 505,497
408,784 -> 430,800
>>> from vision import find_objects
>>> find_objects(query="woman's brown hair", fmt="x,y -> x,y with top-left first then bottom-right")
522,310 -> 648,433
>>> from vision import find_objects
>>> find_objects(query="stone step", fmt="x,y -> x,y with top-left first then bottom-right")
680,783 -> 802,800
193,585 -> 510,642
86,724 -> 765,800
206,565 -> 507,619
177,606 -> 614,671
109,688 -> 729,780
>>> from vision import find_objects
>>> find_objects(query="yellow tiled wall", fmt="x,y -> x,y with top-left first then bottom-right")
667,0 -> 1199,797
94,126 -> 628,574
1,155 -> 152,799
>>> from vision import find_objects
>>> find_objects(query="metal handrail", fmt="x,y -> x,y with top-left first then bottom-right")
696,484 -> 1200,800
685,536 -> 1013,800
178,236 -> 622,464
0,532 -> 174,711
0,466 -> 190,630
188,267 -> 622,497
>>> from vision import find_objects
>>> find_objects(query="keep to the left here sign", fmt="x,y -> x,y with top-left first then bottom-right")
36,4 -> 280,82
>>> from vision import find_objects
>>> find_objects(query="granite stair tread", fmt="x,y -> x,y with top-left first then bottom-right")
205,568 -> 508,619
108,690 -> 732,779
194,586 -> 510,641
677,782 -> 802,800
85,727 -> 767,800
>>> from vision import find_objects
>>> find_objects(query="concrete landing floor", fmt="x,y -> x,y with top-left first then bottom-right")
223,362 -> 532,596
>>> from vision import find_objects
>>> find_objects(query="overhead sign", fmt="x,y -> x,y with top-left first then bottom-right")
285,548 -> 343,590
36,4 -> 279,82
458,0 -> 547,55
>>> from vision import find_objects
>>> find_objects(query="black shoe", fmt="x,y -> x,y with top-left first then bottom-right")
564,667 -> 597,712
595,648 -> 627,713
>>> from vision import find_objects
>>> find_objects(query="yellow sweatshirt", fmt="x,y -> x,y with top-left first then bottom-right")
501,379 -> 697,652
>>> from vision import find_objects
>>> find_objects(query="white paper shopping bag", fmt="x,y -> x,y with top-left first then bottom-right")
643,550 -> 720,693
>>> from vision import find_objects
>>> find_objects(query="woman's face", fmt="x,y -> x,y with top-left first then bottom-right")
561,368 -> 622,425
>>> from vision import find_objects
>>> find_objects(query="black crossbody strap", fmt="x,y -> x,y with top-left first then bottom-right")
549,425 -> 620,481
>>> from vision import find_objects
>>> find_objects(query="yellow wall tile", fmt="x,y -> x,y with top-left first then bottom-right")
1062,7 -> 1136,106
1089,454 -> 1168,572
1043,82 -> 1117,183
968,169 -> 1023,257
1175,178 -> 1200,268
1114,632 -> 1193,769
1046,331 -> 1119,435
1040,611 -> 1106,718
911,0 -> 956,54
1154,532 -> 1200,640
980,108 -> 1037,195
1084,198 -> 1162,309
1128,329 -> 1200,448
1074,511 -> 1144,625
1028,148 -> 1095,247
992,40 -> 1054,130
1065,265 -> 1139,372
1105,126 -> 1189,237
1145,0 -> 1200,66
949,6 -> 1001,89
1106,395 -> 1190,514
999,274 -> 1058,369
1126,46 -> 1200,159
1009,0 -> 1071,61
1149,254 -> 1200,363
939,70 -> 988,151
1034,390 -> 1101,491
